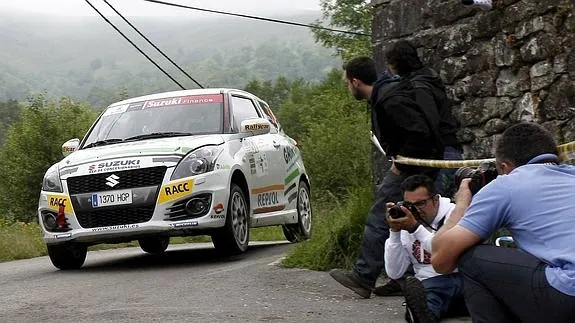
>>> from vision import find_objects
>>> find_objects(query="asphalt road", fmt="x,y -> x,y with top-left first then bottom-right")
0,241 -> 470,322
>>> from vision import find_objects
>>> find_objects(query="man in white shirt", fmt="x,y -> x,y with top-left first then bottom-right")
384,175 -> 467,323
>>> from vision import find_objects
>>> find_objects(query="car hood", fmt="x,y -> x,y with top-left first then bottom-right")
58,135 -> 225,174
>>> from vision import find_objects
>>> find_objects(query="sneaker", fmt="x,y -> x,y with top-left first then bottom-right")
329,269 -> 372,299
373,278 -> 404,297
461,0 -> 492,10
404,276 -> 438,323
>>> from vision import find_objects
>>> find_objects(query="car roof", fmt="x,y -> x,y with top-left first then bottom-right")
108,88 -> 261,107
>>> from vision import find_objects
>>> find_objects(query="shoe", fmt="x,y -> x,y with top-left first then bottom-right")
404,276 -> 438,323
461,0 -> 492,10
373,278 -> 404,297
329,269 -> 372,299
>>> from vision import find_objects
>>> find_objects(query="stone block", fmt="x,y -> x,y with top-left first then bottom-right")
520,33 -> 560,63
496,67 -> 530,97
539,75 -> 575,120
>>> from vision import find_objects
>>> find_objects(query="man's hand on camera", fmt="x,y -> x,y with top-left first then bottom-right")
454,178 -> 473,208
386,203 -> 419,233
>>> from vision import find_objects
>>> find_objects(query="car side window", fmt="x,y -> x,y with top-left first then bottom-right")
257,100 -> 280,131
231,96 -> 260,130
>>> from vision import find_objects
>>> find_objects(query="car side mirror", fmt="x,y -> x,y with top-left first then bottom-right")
62,138 -> 80,157
240,118 -> 271,135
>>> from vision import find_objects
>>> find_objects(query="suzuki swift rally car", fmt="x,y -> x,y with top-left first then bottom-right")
38,89 -> 312,270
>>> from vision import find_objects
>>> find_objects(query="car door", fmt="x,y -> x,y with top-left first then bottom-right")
230,95 -> 285,214
256,100 -> 299,210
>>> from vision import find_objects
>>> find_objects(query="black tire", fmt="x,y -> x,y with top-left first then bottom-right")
47,243 -> 87,270
282,180 -> 312,243
211,183 -> 249,255
139,237 -> 170,254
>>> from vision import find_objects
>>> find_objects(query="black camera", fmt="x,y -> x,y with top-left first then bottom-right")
454,161 -> 499,195
389,201 -> 420,219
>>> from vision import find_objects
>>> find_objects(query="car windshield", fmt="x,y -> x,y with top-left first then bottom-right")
82,94 -> 224,148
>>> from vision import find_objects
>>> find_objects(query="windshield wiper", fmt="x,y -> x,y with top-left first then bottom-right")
83,139 -> 125,149
123,132 -> 195,142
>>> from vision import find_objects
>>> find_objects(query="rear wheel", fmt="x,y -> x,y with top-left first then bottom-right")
282,180 -> 312,242
47,243 -> 87,270
211,183 -> 250,255
139,236 -> 170,254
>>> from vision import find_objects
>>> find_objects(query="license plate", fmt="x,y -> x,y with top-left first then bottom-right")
91,189 -> 133,208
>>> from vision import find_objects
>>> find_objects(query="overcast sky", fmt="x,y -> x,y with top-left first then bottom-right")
0,0 -> 321,17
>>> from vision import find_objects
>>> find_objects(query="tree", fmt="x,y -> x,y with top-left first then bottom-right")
0,99 -> 21,146
0,95 -> 97,221
311,0 -> 373,61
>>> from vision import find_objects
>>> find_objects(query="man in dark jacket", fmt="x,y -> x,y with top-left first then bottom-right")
385,40 -> 463,197
329,56 -> 441,299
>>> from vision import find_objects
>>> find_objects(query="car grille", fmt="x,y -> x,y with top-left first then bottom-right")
76,206 -> 155,228
67,166 -> 167,194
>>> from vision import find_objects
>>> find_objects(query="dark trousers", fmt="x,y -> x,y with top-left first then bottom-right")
422,273 -> 468,319
434,146 -> 463,198
458,245 -> 575,323
353,169 -> 408,287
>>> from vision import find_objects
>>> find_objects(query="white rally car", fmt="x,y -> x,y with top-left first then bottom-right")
38,88 -> 312,270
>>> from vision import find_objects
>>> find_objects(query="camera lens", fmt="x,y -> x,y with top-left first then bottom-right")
389,204 -> 406,219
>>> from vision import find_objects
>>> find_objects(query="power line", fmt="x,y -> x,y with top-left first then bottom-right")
102,0 -> 203,88
143,0 -> 372,37
84,0 -> 186,90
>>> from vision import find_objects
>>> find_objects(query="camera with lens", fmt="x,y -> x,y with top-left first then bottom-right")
388,201 -> 420,219
454,161 -> 499,195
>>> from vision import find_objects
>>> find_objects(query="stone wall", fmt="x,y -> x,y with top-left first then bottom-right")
371,0 -> 574,158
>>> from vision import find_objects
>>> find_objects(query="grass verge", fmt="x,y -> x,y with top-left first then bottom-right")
281,184 -> 373,271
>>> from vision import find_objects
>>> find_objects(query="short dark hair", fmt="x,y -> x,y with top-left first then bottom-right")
495,122 -> 559,166
400,174 -> 437,196
385,40 -> 424,76
342,56 -> 377,86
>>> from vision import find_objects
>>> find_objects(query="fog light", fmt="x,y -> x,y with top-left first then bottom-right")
185,198 -> 208,216
43,212 -> 58,231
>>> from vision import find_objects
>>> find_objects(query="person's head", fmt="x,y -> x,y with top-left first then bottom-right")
384,40 -> 424,77
400,174 -> 440,223
495,122 -> 559,174
342,56 -> 377,100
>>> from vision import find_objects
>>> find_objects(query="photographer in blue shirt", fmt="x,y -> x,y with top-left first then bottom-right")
431,122 -> 575,323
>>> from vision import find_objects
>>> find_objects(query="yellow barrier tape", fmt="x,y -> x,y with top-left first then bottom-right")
393,140 -> 575,169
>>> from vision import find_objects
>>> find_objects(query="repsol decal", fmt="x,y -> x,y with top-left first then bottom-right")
283,146 -> 296,164
257,191 -> 280,207
158,179 -> 194,204
47,195 -> 73,213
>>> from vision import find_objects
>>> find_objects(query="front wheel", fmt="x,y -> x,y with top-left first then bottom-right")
211,183 -> 250,255
47,243 -> 87,270
282,180 -> 312,243
139,237 -> 170,254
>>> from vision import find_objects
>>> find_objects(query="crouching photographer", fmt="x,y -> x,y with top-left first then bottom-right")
384,175 -> 468,323
432,122 -> 575,323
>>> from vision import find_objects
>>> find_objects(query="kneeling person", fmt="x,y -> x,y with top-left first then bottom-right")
384,175 -> 467,322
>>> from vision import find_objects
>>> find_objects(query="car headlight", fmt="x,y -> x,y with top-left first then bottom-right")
42,164 -> 63,193
171,146 -> 224,180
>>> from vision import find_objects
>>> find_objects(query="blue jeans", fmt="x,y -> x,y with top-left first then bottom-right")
422,273 -> 467,319
435,146 -> 463,198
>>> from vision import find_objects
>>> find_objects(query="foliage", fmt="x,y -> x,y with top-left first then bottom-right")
0,99 -> 21,145
311,0 -> 373,61
0,218 -> 46,262
276,70 -> 372,198
282,185 -> 373,270
0,95 -> 97,221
